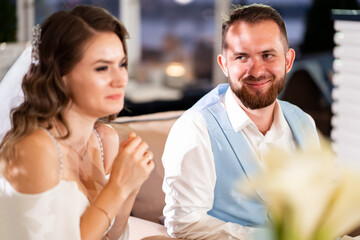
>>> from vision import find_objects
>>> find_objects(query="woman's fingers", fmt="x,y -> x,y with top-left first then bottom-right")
119,132 -> 137,148
110,133 -> 154,194
128,132 -> 136,138
143,151 -> 153,160
120,136 -> 142,155
120,134 -> 150,163
142,151 -> 154,166
133,141 -> 149,160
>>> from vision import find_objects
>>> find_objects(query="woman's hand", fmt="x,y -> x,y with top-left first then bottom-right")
108,132 -> 154,196
81,132 -> 153,240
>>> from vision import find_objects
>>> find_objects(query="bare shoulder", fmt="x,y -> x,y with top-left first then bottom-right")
94,123 -> 119,173
6,128 -> 61,194
95,123 -> 119,142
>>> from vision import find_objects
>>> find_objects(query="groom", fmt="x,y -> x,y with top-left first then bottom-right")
162,4 -> 319,240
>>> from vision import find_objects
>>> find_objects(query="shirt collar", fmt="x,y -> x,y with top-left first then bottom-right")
266,100 -> 287,139
224,88 -> 252,132
224,87 -> 288,136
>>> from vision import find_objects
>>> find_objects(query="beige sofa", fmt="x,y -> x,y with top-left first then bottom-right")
111,110 -> 184,240
111,110 -> 360,240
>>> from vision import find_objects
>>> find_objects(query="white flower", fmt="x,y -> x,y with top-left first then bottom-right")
240,142 -> 360,240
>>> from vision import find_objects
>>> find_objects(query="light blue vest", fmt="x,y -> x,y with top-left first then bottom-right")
192,84 -> 319,227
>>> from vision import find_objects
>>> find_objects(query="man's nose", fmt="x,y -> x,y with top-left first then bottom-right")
247,59 -> 265,78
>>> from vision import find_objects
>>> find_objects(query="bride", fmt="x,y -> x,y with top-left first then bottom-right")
0,5 -> 157,240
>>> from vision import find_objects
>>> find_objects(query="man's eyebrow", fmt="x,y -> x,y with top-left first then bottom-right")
232,51 -> 249,56
230,49 -> 278,57
261,48 -> 277,54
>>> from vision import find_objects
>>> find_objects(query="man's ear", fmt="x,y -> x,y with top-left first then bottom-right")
217,54 -> 229,77
285,48 -> 295,74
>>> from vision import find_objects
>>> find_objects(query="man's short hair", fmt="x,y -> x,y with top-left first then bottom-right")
221,4 -> 289,51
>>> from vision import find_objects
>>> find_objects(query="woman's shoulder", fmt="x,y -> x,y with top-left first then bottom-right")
95,123 -> 118,139
6,128 -> 62,194
94,123 -> 119,173
94,123 -> 119,148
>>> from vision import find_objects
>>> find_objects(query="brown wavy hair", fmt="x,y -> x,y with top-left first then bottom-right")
0,5 -> 128,162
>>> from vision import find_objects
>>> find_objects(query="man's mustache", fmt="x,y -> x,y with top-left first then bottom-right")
242,75 -> 271,82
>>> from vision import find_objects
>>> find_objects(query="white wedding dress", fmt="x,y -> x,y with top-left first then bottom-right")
0,177 -> 89,239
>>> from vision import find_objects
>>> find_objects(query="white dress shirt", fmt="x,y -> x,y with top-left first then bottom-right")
162,88 -> 313,240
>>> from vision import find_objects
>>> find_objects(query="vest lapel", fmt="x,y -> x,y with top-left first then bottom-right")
279,100 -> 317,150
207,103 -> 265,200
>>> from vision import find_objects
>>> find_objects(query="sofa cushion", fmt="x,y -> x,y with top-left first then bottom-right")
111,111 -> 183,224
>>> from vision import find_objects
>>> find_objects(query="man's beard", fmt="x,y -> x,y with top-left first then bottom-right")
229,73 -> 286,110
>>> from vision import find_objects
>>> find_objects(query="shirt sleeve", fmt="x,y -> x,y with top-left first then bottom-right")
161,110 -> 260,240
